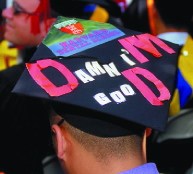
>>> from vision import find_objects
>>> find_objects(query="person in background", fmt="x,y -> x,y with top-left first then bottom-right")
123,0 -> 193,173
148,1 -> 193,173
0,0 -> 124,173
0,0 -> 18,71
122,0 -> 193,112
151,0 -> 193,116
2,0 -> 56,62
0,0 -> 56,173
121,1 -> 193,173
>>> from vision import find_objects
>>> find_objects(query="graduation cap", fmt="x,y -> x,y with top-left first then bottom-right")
0,0 -> 5,11
74,0 -> 121,16
0,0 -> 5,41
50,0 -> 122,25
50,0 -> 120,14
0,0 -> 6,22
13,16 -> 179,135
0,0 -> 6,11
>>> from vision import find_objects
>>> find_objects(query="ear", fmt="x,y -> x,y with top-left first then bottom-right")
52,124 -> 68,160
146,128 -> 152,137
142,129 -> 148,162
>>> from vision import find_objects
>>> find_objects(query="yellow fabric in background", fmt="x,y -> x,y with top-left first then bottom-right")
0,40 -> 18,70
169,89 -> 180,116
178,36 -> 193,89
169,36 -> 193,116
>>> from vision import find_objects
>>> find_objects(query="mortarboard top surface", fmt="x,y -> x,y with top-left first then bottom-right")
50,0 -> 121,18
0,0 -> 6,10
13,16 -> 179,132
0,0 -> 6,18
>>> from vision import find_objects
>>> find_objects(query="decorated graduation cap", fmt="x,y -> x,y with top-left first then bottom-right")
13,16 -> 179,133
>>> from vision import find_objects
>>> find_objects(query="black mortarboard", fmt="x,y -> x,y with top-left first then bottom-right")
0,0 -> 6,20
0,0 -> 5,40
13,16 -> 179,133
50,0 -> 121,19
0,0 -> 6,11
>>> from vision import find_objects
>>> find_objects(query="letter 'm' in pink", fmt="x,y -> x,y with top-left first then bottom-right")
118,33 -> 175,63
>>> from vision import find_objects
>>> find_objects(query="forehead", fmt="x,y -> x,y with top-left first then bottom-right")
14,0 -> 40,13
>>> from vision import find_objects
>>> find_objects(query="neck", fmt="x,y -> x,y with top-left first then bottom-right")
69,137 -> 147,174
156,22 -> 188,35
154,11 -> 188,35
78,153 -> 146,174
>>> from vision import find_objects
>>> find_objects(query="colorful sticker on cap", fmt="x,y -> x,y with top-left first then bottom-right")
54,19 -> 84,35
43,16 -> 125,57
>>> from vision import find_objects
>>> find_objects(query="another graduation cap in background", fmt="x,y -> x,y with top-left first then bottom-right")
0,0 -> 5,41
13,16 -> 179,136
0,0 -> 6,23
50,0 -> 122,25
0,0 -> 6,12
0,0 -> 6,11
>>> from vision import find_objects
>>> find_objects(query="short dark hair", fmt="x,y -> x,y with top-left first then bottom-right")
154,0 -> 192,30
63,120 -> 144,162
52,102 -> 146,138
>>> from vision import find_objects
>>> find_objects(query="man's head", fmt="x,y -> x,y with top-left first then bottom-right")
153,0 -> 193,34
2,0 -> 55,47
121,0 -> 193,36
49,106 -> 147,174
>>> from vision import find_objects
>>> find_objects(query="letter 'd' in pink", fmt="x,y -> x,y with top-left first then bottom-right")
26,59 -> 79,96
122,67 -> 171,106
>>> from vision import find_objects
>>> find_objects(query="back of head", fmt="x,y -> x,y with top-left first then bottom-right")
121,0 -> 151,33
154,0 -> 192,31
51,104 -> 145,162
